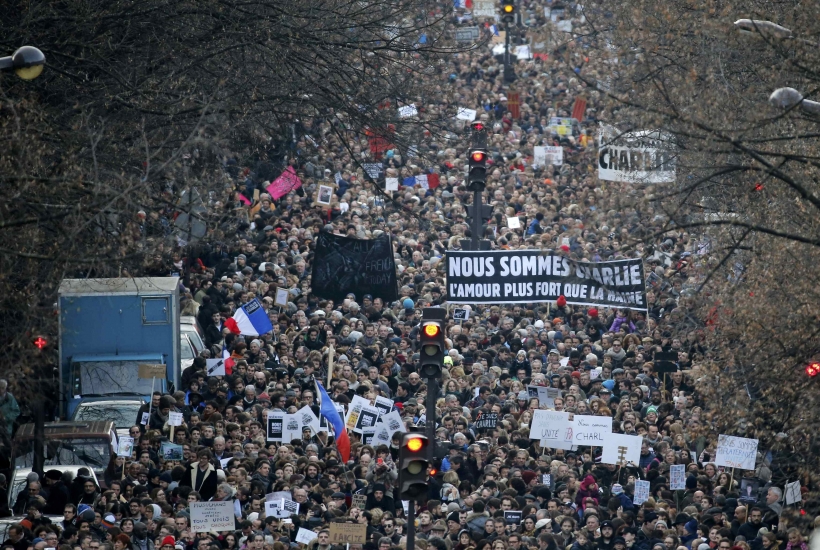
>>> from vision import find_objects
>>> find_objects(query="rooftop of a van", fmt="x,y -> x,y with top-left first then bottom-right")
58,277 -> 179,296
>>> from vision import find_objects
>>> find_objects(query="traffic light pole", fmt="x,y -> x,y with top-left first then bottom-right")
471,189 -> 484,249
426,377 -> 438,455
407,499 -> 416,550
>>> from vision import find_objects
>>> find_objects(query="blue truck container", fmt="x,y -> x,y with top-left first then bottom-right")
58,277 -> 181,418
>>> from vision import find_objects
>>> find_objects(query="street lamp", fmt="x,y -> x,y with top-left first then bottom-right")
0,46 -> 46,80
769,88 -> 820,115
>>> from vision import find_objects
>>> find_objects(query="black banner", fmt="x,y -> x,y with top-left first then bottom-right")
474,412 -> 499,431
446,250 -> 646,308
312,232 -> 398,303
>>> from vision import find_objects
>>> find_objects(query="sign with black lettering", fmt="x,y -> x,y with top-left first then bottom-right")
474,412 -> 499,431
446,250 -> 646,308
453,308 -> 469,321
312,233 -> 398,302
329,523 -> 367,544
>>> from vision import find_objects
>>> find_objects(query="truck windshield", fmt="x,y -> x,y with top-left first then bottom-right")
75,361 -> 160,395
74,402 -> 143,429
14,438 -> 110,470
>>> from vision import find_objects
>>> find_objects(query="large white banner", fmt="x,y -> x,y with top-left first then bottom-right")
597,125 -> 676,183
529,410 -> 572,449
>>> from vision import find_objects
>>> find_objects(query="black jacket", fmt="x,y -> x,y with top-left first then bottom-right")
180,463 -> 218,501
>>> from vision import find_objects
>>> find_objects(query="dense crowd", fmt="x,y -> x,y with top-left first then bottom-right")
1,4 -> 813,550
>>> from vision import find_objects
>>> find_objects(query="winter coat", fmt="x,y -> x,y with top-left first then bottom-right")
465,511 -> 490,540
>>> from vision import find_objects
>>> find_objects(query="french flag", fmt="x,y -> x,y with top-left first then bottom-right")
314,379 -> 350,463
222,345 -> 235,375
490,24 -> 499,36
224,298 -> 273,336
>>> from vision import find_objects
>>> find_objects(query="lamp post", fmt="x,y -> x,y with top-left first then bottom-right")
734,19 -> 793,39
0,46 -> 46,80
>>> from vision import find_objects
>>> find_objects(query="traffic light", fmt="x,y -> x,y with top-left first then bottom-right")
807,362 -> 820,377
471,121 -> 487,149
398,433 -> 429,501
501,0 -> 515,24
419,320 -> 445,378
33,336 -> 48,350
468,149 -> 487,191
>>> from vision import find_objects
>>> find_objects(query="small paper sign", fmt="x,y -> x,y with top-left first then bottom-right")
507,216 -> 521,229
398,104 -> 418,118
634,480 -> 650,505
274,288 -> 289,307
456,108 -> 477,121
453,308 -> 469,321
785,481 -> 801,505
138,364 -> 166,379
504,510 -> 523,524
296,529 -> 318,545
352,494 -> 367,510
206,358 -> 226,376
385,177 -> 399,191
168,412 -> 184,427
140,412 -> 149,425
670,464 -> 686,490
117,436 -> 134,457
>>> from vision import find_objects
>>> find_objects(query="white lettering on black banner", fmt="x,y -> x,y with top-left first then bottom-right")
446,250 -> 646,308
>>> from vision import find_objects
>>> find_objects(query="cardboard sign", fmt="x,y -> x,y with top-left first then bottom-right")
345,395 -> 371,431
670,464 -> 686,490
474,412 -> 499,431
190,501 -> 235,532
167,412 -> 184,427
456,108 -> 478,121
572,415 -> 611,446
138,364 -> 166,379
296,528 -> 318,545
601,433 -> 642,466
352,494 -> 367,510
329,523 -> 367,544
715,435 -> 758,470
534,146 -> 564,166
453,307 -> 469,321
504,510 -> 523,524
634,480 -> 650,505
117,436 -> 134,458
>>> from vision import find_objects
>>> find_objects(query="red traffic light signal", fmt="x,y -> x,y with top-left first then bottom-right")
807,363 -> 820,377
33,337 -> 48,350
423,324 -> 441,337
471,151 -> 486,162
472,121 -> 484,132
406,436 -> 424,452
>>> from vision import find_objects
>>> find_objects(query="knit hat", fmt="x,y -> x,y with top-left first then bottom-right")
602,379 -> 615,391
161,536 -> 176,548
521,471 -> 537,485
102,514 -> 117,528
556,295 -> 567,307
588,308 -> 598,317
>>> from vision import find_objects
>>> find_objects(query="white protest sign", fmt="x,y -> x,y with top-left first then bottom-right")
346,395 -> 371,431
140,412 -> 149,425
416,174 -> 429,189
284,414 -> 302,443
295,406 -> 321,434
670,464 -> 686,490
398,104 -> 418,118
280,499 -> 300,517
785,481 -> 802,505
205,358 -> 226,376
472,0 -> 497,18
265,499 -> 281,517
385,177 -> 399,191
527,386 -> 561,408
374,396 -> 394,416
378,410 -> 406,438
601,433 -> 642,466
168,412 -> 184,427
296,528 -> 318,545
530,410 -> 573,450
457,108 -> 477,121
572,415 -> 611,446
117,436 -> 134,457
190,501 -> 235,532
507,216 -> 521,229
634,480 -> 650,505
515,45 -> 532,60
715,434 -> 758,470
220,457 -> 232,469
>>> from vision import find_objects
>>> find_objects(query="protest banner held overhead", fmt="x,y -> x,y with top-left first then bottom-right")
446,250 -> 646,308
714,434 -> 759,470
311,232 -> 398,302
597,125 -> 676,183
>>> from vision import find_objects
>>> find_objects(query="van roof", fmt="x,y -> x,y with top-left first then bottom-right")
15,421 -> 115,439
59,277 -> 179,295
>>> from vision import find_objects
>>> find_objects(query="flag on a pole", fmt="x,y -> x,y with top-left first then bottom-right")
225,298 -> 273,336
222,346 -> 235,375
315,380 -> 350,463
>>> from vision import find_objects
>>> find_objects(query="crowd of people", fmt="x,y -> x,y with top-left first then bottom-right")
1,4 -> 814,550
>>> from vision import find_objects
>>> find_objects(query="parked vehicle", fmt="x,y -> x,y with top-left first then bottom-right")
58,277 -> 180,417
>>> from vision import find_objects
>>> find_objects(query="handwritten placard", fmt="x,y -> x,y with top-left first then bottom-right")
190,501 -> 235,532
715,435 -> 758,470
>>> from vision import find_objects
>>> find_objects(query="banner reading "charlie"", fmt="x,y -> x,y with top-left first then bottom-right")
446,250 -> 646,308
